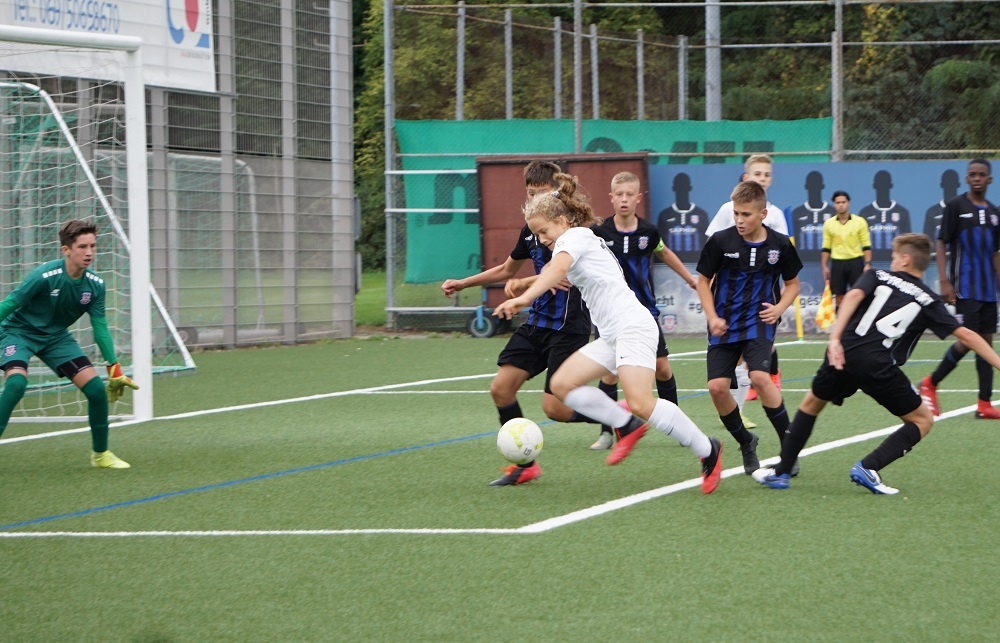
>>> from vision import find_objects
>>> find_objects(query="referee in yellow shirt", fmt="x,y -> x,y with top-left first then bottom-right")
821,190 -> 872,311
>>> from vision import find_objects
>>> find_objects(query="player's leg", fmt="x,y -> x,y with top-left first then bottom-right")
851,369 -> 932,495
491,325 -> 541,426
652,334 -> 678,405
593,372 -> 618,450
0,364 -> 29,439
745,339 -> 789,441
55,353 -> 129,469
539,329 -> 600,424
922,300 -> 974,414
708,344 -> 758,473
972,302 -> 1000,419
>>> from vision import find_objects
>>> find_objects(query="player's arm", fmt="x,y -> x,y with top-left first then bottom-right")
655,243 -> 697,289
0,293 -> 19,323
494,253 -> 571,320
441,256 -> 526,298
826,287 -> 866,369
91,312 -> 139,403
859,219 -> 873,269
505,273 -> 572,297
696,273 -> 727,336
952,326 -> 1000,371
760,276 -> 800,325
820,249 -> 831,282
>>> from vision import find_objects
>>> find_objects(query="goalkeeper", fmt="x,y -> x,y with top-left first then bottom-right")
0,220 -> 138,469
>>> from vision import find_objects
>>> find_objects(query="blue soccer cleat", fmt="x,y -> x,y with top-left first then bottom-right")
849,462 -> 899,495
751,467 -> 790,489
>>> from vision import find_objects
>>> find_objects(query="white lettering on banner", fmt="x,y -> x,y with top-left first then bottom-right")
2,0 -> 216,92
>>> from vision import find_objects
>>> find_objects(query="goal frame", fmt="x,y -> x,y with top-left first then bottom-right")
0,25 -> 153,421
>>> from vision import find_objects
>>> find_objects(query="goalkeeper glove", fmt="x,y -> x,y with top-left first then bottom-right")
106,362 -> 139,404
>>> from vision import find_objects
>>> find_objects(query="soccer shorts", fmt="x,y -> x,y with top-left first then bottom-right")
954,299 -> 998,334
810,352 -> 922,417
497,324 -> 591,394
0,329 -> 88,378
706,336 -> 774,384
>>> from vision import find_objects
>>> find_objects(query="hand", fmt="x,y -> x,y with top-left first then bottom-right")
686,277 -> 697,290
550,277 -> 573,293
106,362 -> 139,403
493,298 -> 526,320
708,317 -> 728,337
441,279 -> 463,298
827,340 -> 845,370
939,280 -> 956,305
758,302 -> 783,325
504,278 -> 525,298
822,267 -> 830,281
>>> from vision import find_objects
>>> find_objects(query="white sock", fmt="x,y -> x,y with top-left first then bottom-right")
648,399 -> 712,458
734,362 -> 751,412
563,386 -> 632,428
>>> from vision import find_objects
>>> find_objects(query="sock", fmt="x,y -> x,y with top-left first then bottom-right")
976,354 -> 993,402
0,373 -> 28,439
861,422 -> 922,471
763,401 -> 790,442
597,380 -> 618,434
733,362 -> 750,411
720,407 -> 753,446
931,343 -> 965,386
770,349 -> 779,375
563,386 -> 632,428
774,410 -> 816,476
497,400 -> 522,426
656,376 -> 678,405
648,399 -> 711,458
83,377 -> 110,452
569,411 -> 600,424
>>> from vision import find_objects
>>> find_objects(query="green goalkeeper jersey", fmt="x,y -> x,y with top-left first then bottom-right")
1,258 -> 107,338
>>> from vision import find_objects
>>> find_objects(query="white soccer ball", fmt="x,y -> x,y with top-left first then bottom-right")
497,418 -> 544,465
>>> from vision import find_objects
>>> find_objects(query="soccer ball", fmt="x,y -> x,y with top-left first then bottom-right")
497,418 -> 544,465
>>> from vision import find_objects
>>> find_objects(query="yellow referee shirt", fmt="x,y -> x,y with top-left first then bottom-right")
822,214 -> 871,260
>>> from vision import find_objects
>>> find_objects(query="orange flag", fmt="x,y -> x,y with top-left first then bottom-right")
815,282 -> 836,332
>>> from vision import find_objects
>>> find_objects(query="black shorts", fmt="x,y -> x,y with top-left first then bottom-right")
830,257 -> 865,296
810,351 -> 922,417
955,299 -> 999,335
706,337 -> 774,385
497,324 -> 591,394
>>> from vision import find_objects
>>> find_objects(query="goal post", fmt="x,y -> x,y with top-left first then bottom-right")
0,25 -> 193,423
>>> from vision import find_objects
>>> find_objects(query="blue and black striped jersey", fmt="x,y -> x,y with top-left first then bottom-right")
591,217 -> 662,319
696,227 -> 802,345
938,194 -> 1000,303
509,224 -> 591,334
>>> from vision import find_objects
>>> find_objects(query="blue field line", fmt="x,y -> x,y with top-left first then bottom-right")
0,432 -> 495,532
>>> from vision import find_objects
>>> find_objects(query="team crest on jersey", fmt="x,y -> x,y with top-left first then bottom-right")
690,215 -> 699,224
80,292 -> 92,305
767,249 -> 780,265
992,214 -> 999,227
891,212 -> 900,222
638,236 -> 649,250
3,345 -> 16,357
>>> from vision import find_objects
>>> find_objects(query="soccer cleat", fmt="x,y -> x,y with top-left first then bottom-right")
849,462 -> 899,495
739,431 -> 760,475
771,370 -> 782,390
490,461 -> 541,486
790,458 -> 801,478
590,431 -> 614,450
606,423 -> 649,465
90,450 -> 130,469
752,467 -> 790,489
975,400 -> 1000,419
700,438 -> 724,494
920,376 -> 940,416
740,412 -> 757,429
745,386 -> 758,402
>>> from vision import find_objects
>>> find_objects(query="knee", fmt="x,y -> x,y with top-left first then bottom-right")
707,380 -> 731,401
2,373 -> 27,401
82,377 -> 108,404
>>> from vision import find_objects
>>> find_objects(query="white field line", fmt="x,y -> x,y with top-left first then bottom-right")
0,402 -> 983,539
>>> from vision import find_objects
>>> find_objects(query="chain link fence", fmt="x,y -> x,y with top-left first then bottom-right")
385,0 -> 1000,333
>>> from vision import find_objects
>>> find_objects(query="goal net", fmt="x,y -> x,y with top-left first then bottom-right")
0,27 -> 195,423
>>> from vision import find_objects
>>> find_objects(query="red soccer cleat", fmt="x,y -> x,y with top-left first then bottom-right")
606,423 -> 648,465
489,461 -> 542,486
745,386 -> 758,402
920,376 -> 940,416
975,400 -> 1000,419
700,438 -> 724,494
771,370 -> 782,390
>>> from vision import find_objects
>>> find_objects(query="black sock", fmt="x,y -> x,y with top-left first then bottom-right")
861,422 -> 922,471
570,411 -> 600,424
931,343 -> 965,386
774,410 -> 816,476
763,401 -> 790,442
720,407 -> 753,446
616,415 -> 645,436
770,349 -> 779,375
976,354 -> 994,402
656,376 -> 678,405
497,401 -> 522,426
598,380 -> 618,400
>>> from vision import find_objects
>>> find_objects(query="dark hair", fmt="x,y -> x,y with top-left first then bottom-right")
893,232 -> 932,271
523,172 -> 601,228
59,220 -> 98,248
969,158 -> 992,173
832,190 -> 850,201
523,160 -> 562,188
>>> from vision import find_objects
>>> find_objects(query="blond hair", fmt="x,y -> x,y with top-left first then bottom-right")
730,180 -> 767,210
524,173 -> 601,228
611,171 -> 640,187
744,154 -> 773,172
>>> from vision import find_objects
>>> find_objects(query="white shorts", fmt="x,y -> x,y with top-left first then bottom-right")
579,327 -> 657,373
